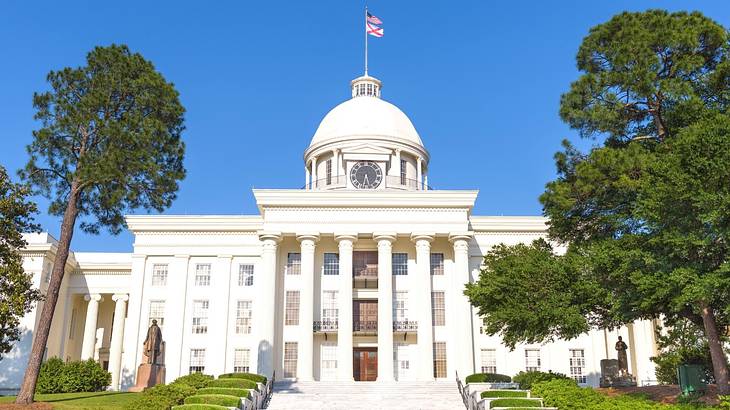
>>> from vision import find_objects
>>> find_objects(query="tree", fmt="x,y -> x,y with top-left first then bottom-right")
15,44 -> 186,404
650,319 -> 716,385
0,165 -> 40,358
466,10 -> 730,393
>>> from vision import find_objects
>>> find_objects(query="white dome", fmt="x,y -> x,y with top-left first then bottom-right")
309,95 -> 424,148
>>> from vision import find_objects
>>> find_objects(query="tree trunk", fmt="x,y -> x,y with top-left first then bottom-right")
700,303 -> 730,395
15,183 -> 80,404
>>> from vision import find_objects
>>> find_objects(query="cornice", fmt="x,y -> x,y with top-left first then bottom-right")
304,135 -> 430,163
469,216 -> 548,233
125,215 -> 263,233
72,269 -> 131,276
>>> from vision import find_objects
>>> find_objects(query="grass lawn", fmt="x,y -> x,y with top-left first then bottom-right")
0,392 -> 138,409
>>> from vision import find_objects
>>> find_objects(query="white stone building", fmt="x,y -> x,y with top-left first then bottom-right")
1,74 -> 659,392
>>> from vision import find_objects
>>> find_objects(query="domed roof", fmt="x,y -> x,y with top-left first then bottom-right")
309,76 -> 423,148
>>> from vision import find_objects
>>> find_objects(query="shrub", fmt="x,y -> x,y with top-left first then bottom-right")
36,358 -> 110,393
123,394 -> 175,410
489,398 -> 542,408
512,370 -> 569,390
184,394 -> 241,407
207,378 -> 258,390
719,395 -> 730,409
171,405 -> 228,410
481,390 -> 528,398
219,372 -> 267,384
171,373 -> 215,389
465,373 -> 512,383
196,387 -> 251,398
122,383 -> 197,410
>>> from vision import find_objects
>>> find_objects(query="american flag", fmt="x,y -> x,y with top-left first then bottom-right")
366,11 -> 383,37
367,12 -> 382,25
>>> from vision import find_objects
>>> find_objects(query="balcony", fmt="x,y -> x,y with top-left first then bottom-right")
313,320 -> 338,333
353,320 -> 378,335
393,320 -> 418,332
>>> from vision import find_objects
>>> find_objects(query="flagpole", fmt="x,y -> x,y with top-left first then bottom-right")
364,7 -> 368,76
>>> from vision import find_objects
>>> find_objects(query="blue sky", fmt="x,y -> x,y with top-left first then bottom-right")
0,1 -> 727,252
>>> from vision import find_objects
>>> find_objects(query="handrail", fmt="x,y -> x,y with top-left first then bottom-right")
313,320 -> 339,332
353,320 -> 378,332
302,175 -> 433,190
393,320 -> 418,332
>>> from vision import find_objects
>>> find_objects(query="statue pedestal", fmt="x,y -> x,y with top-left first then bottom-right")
128,363 -> 165,392
599,359 -> 637,387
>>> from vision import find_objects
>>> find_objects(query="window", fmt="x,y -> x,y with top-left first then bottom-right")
235,300 -> 252,334
525,349 -> 541,372
320,342 -> 337,380
432,292 -> 445,326
480,349 -> 497,374
433,342 -> 447,378
285,291 -> 300,325
287,253 -> 301,275
393,291 -> 408,321
392,253 -> 408,275
192,300 -> 209,334
326,159 -> 332,185
284,342 -> 298,378
394,343 -> 411,381
151,264 -> 168,286
323,253 -> 339,275
321,290 -> 338,324
189,349 -> 205,374
233,348 -> 250,373
569,349 -> 587,384
430,253 -> 444,275
194,264 -> 211,286
400,159 -> 407,185
238,264 -> 254,286
149,300 -> 165,328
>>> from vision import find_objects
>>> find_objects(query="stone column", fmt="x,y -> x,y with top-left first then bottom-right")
297,233 -> 319,381
394,149 -> 402,179
305,164 -> 311,189
336,234 -> 357,380
81,294 -> 103,360
416,157 -> 423,190
121,254 -> 146,389
257,232 -> 281,378
109,294 -> 128,390
450,233 -> 475,377
412,233 -> 434,380
333,149 -> 340,179
311,156 -> 318,188
374,233 -> 396,382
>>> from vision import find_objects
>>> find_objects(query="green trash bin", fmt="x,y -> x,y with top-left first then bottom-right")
677,364 -> 707,396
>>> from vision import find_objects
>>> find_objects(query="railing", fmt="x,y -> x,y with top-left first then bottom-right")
353,265 -> 378,289
261,370 -> 275,409
393,320 -> 418,332
302,175 -> 433,190
353,320 -> 378,333
313,320 -> 338,332
456,371 -> 479,410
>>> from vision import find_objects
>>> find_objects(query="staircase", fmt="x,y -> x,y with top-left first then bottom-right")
267,380 -> 462,409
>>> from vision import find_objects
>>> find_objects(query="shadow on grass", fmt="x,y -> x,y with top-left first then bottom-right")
38,392 -> 132,403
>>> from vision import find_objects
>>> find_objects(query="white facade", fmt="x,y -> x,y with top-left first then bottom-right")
1,74 -> 659,392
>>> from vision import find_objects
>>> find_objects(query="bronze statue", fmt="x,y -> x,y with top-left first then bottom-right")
615,336 -> 628,376
144,319 -> 163,364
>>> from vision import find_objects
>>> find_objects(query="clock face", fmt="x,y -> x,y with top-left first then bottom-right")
350,161 -> 383,189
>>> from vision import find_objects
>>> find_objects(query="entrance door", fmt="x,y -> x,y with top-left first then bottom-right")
353,348 -> 378,381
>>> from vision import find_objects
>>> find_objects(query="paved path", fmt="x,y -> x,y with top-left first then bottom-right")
267,380 -> 463,409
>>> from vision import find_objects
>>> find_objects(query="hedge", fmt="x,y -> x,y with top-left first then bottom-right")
532,379 -> 698,410
184,394 -> 241,407
196,387 -> 251,398
481,390 -> 528,398
122,383 -> 197,410
207,378 -> 258,390
219,372 -> 267,384
171,405 -> 228,410
37,358 -> 111,394
465,373 -> 512,383
512,370 -> 569,390
171,373 -> 215,389
490,398 -> 542,408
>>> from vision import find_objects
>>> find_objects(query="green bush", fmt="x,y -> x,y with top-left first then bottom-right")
171,405 -> 228,410
122,383 -> 197,410
465,373 -> 512,383
184,394 -> 241,407
36,358 -> 111,393
512,370 -> 569,390
489,398 -> 542,408
171,373 -> 215,389
196,387 -> 251,398
207,378 -> 258,390
219,372 -> 267,384
481,390 -> 528,398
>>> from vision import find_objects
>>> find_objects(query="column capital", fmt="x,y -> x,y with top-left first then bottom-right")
335,233 -> 358,244
111,294 -> 129,303
373,232 -> 397,243
84,294 -> 103,302
258,231 -> 282,243
410,233 -> 435,243
296,233 -> 320,243
449,232 -> 474,243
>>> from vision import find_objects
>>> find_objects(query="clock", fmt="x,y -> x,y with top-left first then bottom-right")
350,161 -> 382,189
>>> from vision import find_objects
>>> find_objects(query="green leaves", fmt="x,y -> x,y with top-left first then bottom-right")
21,44 -> 186,234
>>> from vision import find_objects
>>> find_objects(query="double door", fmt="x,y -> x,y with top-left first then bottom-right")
353,348 -> 378,381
